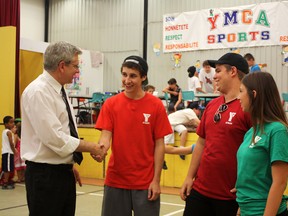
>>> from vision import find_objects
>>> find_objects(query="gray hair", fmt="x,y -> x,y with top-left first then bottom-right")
44,41 -> 82,72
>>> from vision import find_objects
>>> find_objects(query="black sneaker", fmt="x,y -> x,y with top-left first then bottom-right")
180,155 -> 185,160
2,184 -> 15,190
162,161 -> 168,170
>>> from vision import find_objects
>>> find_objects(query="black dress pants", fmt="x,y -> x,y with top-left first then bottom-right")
25,161 -> 76,216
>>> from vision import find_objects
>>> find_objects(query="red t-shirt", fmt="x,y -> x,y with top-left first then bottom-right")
194,95 -> 251,200
95,92 -> 172,189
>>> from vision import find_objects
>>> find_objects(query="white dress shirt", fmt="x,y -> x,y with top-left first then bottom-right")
21,71 -> 80,164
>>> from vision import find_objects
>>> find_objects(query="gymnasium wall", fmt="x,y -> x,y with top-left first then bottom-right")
0,26 -> 16,163
0,26 -> 16,124
47,0 -> 288,95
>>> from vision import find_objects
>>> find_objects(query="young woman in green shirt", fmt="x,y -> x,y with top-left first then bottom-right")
237,72 -> 288,216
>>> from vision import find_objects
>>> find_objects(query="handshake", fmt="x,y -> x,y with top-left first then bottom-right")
90,143 -> 108,162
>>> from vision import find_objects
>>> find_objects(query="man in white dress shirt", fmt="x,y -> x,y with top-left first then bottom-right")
21,41 -> 105,216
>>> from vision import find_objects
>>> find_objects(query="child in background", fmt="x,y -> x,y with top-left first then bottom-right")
145,84 -> 197,167
1,116 -> 17,189
144,84 -> 156,94
165,103 -> 201,160
14,121 -> 25,183
243,53 -> 261,73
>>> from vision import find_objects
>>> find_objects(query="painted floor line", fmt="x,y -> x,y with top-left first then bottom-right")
163,208 -> 184,216
159,202 -> 184,207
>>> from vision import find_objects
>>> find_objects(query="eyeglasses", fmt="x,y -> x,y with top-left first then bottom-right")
214,104 -> 228,123
69,63 -> 80,70
59,60 -> 80,70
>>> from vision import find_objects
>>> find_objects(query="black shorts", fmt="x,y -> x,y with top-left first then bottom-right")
1,153 -> 14,172
184,189 -> 238,216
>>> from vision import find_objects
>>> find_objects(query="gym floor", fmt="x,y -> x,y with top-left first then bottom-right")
0,178 -> 185,216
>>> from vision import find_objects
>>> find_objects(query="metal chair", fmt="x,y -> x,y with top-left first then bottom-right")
182,91 -> 195,107
164,92 -> 170,112
103,93 -> 113,102
282,93 -> 288,112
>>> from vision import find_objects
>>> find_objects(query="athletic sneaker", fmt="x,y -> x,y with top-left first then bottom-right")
162,160 -> 168,170
179,155 -> 185,160
2,184 -> 15,190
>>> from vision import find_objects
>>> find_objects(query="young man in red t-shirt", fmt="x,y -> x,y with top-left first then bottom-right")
95,56 -> 172,216
180,53 -> 252,216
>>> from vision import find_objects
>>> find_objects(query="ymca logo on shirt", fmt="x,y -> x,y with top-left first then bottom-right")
225,112 -> 236,125
143,113 -> 151,124
249,136 -> 262,148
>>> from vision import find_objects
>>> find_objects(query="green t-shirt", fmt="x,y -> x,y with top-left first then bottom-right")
236,122 -> 288,216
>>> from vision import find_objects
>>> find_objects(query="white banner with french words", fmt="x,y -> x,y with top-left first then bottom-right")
163,1 -> 288,53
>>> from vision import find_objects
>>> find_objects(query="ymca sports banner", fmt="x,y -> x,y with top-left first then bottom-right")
163,1 -> 288,53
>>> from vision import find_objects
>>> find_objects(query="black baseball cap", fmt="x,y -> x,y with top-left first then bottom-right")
208,53 -> 249,74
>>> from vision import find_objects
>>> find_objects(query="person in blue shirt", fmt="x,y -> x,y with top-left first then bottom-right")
244,53 -> 261,73
237,72 -> 288,216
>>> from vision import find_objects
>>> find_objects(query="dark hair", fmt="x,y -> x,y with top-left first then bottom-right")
16,122 -> 21,138
144,84 -> 155,92
121,56 -> 148,78
202,60 -> 210,67
188,101 -> 199,110
187,66 -> 196,78
243,53 -> 255,61
242,72 -> 288,142
223,64 -> 246,80
3,116 -> 13,124
168,78 -> 177,85
121,56 -> 148,85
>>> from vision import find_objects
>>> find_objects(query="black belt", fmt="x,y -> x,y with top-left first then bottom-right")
25,161 -> 73,170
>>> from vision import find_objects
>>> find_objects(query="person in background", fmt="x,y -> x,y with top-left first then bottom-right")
236,72 -> 288,216
187,65 -> 206,109
165,144 -> 195,155
180,53 -> 252,216
243,53 -> 261,73
1,116 -> 16,190
95,55 -> 172,216
13,121 -> 26,183
165,102 -> 201,160
144,84 -> 196,168
162,144 -> 196,170
187,66 -> 205,93
162,78 -> 185,113
21,41 -> 105,216
144,84 -> 156,94
199,60 -> 216,93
